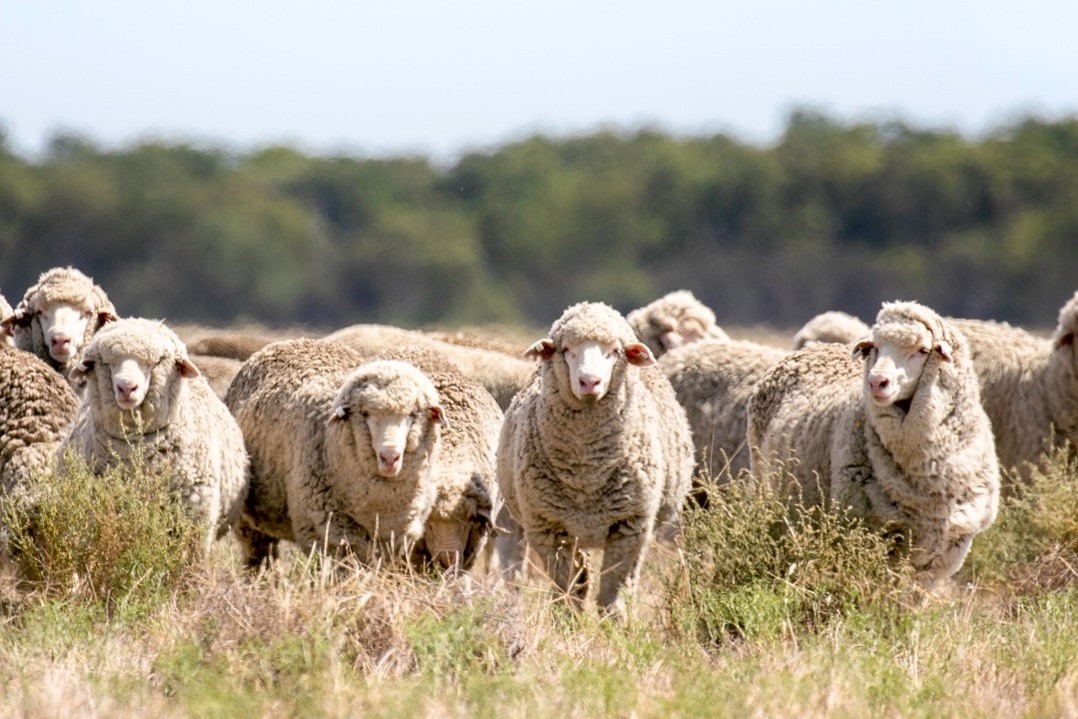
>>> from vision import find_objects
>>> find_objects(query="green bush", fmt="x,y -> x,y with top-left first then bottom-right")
1,451 -> 204,613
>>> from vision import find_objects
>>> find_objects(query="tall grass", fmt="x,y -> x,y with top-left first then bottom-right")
0,447 -> 1076,717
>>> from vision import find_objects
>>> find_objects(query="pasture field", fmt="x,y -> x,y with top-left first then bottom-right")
1,324 -> 1075,718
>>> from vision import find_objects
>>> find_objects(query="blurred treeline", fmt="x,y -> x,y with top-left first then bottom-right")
1,108 -> 1075,331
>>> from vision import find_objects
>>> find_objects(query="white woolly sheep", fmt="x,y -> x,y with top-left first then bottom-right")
951,291 -> 1078,487
626,290 -> 729,358
0,341 -> 79,496
748,301 -> 1000,588
659,338 -> 788,492
325,323 -> 534,411
375,345 -> 503,572
2,267 -> 118,380
792,310 -> 870,350
57,318 -> 249,550
225,339 -> 448,568
496,301 -> 694,617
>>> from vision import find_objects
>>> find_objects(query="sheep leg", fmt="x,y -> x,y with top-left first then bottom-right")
596,521 -> 650,618
235,516 -> 279,570
530,529 -> 589,610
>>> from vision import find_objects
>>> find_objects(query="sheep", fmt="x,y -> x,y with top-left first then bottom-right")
0,292 -> 13,347
56,318 -> 249,550
748,301 -> 1000,588
659,338 -> 788,491
189,354 -> 243,401
950,291 -> 1078,487
224,339 -> 448,568
186,331 -> 278,362
792,310 -> 870,350
374,345 -> 502,572
0,341 -> 79,497
325,323 -> 534,411
496,301 -> 694,617
2,267 -> 118,380
626,290 -> 729,358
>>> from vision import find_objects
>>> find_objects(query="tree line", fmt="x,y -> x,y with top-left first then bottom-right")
1,108 -> 1075,332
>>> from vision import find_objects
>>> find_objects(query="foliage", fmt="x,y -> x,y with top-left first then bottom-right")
2,110 -> 1077,331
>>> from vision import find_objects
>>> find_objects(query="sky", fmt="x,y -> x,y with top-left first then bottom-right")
2,1 -> 1077,162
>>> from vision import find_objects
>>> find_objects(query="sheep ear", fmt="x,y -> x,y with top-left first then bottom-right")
935,341 -> 954,362
852,339 -> 874,359
1054,330 -> 1075,349
95,310 -> 119,331
330,404 -> 350,422
624,341 -> 656,367
428,405 -> 448,428
0,315 -> 13,337
176,357 -> 201,379
524,338 -> 557,360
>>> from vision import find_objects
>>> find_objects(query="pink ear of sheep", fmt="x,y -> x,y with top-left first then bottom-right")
176,357 -> 200,379
428,405 -> 448,428
624,341 -> 656,367
935,341 -> 954,361
524,338 -> 557,361
852,339 -> 874,359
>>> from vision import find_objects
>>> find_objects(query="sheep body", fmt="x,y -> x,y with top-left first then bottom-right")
950,292 -> 1078,485
186,331 -> 277,362
189,354 -> 243,401
57,318 -> 249,549
496,301 -> 694,615
325,323 -> 533,411
375,345 -> 503,571
626,290 -> 729,358
225,339 -> 447,567
0,342 -> 79,495
3,267 -> 117,379
659,338 -> 787,486
792,310 -> 870,349
749,301 -> 1000,586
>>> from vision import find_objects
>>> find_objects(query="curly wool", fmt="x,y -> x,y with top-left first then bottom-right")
7,267 -> 117,376
497,301 -> 694,613
377,345 -> 503,572
951,291 -> 1078,487
626,290 -> 730,357
0,343 -> 79,495
749,301 -> 1000,587
792,311 -> 870,350
57,318 -> 249,548
660,338 -> 787,487
226,339 -> 446,567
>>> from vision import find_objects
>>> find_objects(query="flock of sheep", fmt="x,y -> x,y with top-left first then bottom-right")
2,265 -> 1077,616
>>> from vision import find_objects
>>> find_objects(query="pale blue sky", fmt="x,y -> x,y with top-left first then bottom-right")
2,1 -> 1076,160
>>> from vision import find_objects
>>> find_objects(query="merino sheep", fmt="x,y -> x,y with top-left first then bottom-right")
626,290 -> 729,358
375,345 -> 503,572
792,310 -> 870,350
659,338 -> 787,491
0,292 -> 13,347
325,323 -> 534,411
2,267 -> 118,380
496,301 -> 694,617
748,301 -> 1000,588
951,292 -> 1078,486
0,341 -> 79,496
225,339 -> 447,568
57,318 -> 249,550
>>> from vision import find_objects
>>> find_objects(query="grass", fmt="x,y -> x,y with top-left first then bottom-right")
0,448 -> 1077,718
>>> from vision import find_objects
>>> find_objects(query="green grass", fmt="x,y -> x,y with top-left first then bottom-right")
0,448 -> 1076,717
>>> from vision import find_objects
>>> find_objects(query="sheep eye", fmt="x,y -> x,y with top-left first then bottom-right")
917,348 -> 930,356
359,410 -> 370,419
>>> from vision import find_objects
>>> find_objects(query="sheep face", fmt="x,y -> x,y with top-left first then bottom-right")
34,301 -> 96,364
528,336 -> 655,402
854,315 -> 953,409
73,319 -> 199,435
330,361 -> 445,479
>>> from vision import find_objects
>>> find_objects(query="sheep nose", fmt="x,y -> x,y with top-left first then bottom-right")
379,451 -> 401,468
115,379 -> 139,400
49,335 -> 72,355
870,376 -> 890,393
578,375 -> 601,395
